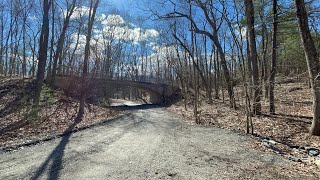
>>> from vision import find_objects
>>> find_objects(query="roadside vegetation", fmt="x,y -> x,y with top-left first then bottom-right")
0,77 -> 120,149
0,0 -> 320,178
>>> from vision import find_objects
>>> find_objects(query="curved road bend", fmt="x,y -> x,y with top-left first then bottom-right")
0,106 -> 313,179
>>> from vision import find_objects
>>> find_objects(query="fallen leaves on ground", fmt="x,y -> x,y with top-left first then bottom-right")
167,81 -> 320,176
0,77 -> 121,148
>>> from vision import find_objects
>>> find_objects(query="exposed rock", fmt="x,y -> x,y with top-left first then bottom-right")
306,148 -> 320,156
287,155 -> 302,162
261,139 -> 282,154
288,87 -> 303,92
167,172 -> 177,177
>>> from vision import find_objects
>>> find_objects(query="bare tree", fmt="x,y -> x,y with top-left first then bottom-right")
77,0 -> 100,120
47,0 -> 55,80
269,0 -> 278,114
0,1 -> 4,74
245,0 -> 261,115
33,0 -> 52,108
258,0 -> 269,99
295,0 -> 320,135
164,0 -> 236,108
51,0 -> 77,86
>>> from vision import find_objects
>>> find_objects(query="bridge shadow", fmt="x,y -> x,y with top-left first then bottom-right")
31,119 -> 79,180
109,104 -> 161,111
108,91 -> 182,111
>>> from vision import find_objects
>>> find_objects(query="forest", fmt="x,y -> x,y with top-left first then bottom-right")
0,0 -> 320,178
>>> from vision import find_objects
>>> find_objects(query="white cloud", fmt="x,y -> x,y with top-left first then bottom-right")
134,44 -> 178,75
235,26 -> 246,40
125,28 -> 160,43
69,34 -> 87,54
101,14 -> 125,26
95,14 -> 160,43
145,29 -> 159,38
68,13 -> 161,62
69,6 -> 90,19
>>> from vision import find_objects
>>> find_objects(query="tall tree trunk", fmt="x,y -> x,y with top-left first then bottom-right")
9,20 -> 14,76
190,2 -> 198,123
48,0 -> 55,80
0,2 -> 4,75
77,0 -> 100,120
245,0 -> 261,115
51,0 -> 77,86
22,14 -> 28,77
295,0 -> 320,136
32,34 -> 37,77
33,0 -> 51,107
269,0 -> 278,114
68,19 -> 82,75
259,0 -> 269,99
204,34 -> 213,103
213,46 -> 219,99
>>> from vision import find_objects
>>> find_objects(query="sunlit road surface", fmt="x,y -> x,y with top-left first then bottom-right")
0,100 -> 311,180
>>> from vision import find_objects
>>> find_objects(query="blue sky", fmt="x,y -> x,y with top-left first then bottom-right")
102,0 -> 158,29
106,0 -> 142,15
108,0 -> 135,8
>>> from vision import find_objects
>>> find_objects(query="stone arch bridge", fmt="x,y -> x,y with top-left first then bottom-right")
53,76 -> 181,104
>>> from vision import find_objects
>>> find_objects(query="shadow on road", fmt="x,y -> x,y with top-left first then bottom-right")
31,120 -> 79,180
30,103 -> 164,179
30,110 -> 143,180
109,104 -> 161,111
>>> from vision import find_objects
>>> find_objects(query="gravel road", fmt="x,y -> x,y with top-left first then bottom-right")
0,106 -> 314,179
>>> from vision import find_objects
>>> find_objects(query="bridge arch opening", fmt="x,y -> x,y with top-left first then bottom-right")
53,76 -> 181,106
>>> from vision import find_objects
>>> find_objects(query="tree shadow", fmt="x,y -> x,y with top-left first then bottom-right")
0,81 -> 34,136
30,112 -> 142,180
261,113 -> 312,125
31,118 -> 79,180
0,97 -> 74,136
274,113 -> 312,120
0,80 -> 34,118
0,88 -> 12,99
0,119 -> 29,136
0,78 -> 29,98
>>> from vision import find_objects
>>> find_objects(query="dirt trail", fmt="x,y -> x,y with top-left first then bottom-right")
0,106 -> 315,179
